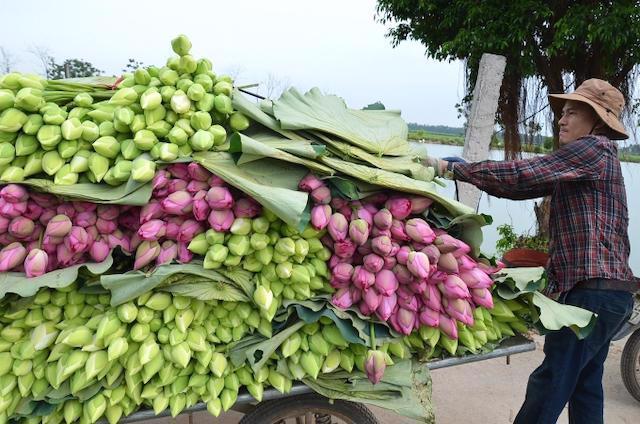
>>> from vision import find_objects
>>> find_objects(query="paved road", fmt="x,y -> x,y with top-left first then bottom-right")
144,335 -> 639,424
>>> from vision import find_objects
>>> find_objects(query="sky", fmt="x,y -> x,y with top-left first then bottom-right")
0,0 -> 467,127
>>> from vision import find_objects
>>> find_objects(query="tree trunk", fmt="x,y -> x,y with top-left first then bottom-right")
499,69 -> 522,160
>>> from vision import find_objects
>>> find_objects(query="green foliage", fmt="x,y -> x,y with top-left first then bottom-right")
495,224 -> 548,256
46,58 -> 103,80
122,58 -> 144,74
362,101 -> 386,110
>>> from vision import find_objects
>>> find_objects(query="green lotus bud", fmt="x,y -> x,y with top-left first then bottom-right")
54,164 -> 78,185
63,400 -> 82,424
133,129 -> 157,151
78,122 -> 98,144
56,139 -> 78,159
205,351 -> 227,378
193,73 -> 213,91
107,337 -> 128,361
274,237 -> 295,256
204,229 -> 223,245
266,368 -> 288,393
59,326 -> 92,347
0,353 -> 15,377
138,337 -> 160,365
144,105 -> 166,126
186,330 -> 206,352
192,58 -> 211,75
143,293 -> 170,312
129,113 -> 145,133
0,142 -> 15,166
118,138 -> 140,160
83,393 -> 107,424
204,244 -> 228,266
193,93 -> 215,113
229,112 -> 250,132
146,120 -> 171,138
97,121 -> 115,138
187,83 -> 205,101
71,93 -> 93,108
171,342 -> 191,369
300,351 -> 323,380
59,118 -> 82,141
67,107 -> 89,121
177,78 -> 193,92
291,265 -> 311,285
158,68 -> 179,86
129,156 -> 155,183
250,233 -> 270,250
12,135 -> 36,159
281,332 -> 302,358
190,110 -> 212,131
128,323 -> 149,343
320,349 -> 341,374
213,94 -> 233,115
187,233 -> 208,255
40,150 -> 64,176
92,136 -> 120,159
170,90 -> 191,114
338,349 -> 355,372
37,124 -> 62,149
189,129 -> 213,151
141,350 -> 164,384
213,80 -> 233,97
225,234 -> 249,257
164,127 -> 188,147
155,142 -> 178,161
113,106 -> 134,126
0,89 -> 15,111
0,108 -> 28,132
132,68 -> 150,85
83,350 -> 108,380
67,150 -> 89,173
275,261 -> 292,280
15,87 -> 45,112
179,55 -> 198,74
87,152 -> 109,181
110,87 -> 138,106
20,115 -> 43,137
111,160 -> 132,181
171,34 -> 192,56
175,309 -> 195,333
116,302 -> 137,323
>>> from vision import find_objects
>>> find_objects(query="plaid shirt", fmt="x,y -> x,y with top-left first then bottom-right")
454,135 -> 637,294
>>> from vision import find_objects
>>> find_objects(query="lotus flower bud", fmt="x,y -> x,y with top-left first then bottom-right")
89,238 -> 110,263
445,298 -> 474,326
138,219 -> 167,241
420,245 -> 440,265
326,213 -> 347,241
206,187 -> 234,210
0,184 -> 28,203
162,190 -> 193,215
45,215 -> 72,238
363,288 -> 382,311
8,216 -> 35,240
362,253 -> 383,273
152,170 -> 170,191
348,219 -> 369,246
131,157 -> 156,183
407,251 -> 430,280
394,307 -> 418,335
409,196 -> 432,214
371,270 -> 396,297
439,275 -> 471,299
334,239 -> 356,259
187,162 -> 210,181
460,268 -> 494,289
233,197 -> 261,218
364,350 -> 386,384
156,240 -> 178,266
24,248 -> 48,278
331,262 -> 353,283
0,242 -> 27,271
108,229 -> 131,253
0,215 -> 9,233
96,218 -> 117,234
178,220 -> 203,242
177,241 -> 193,263
73,210 -> 97,228
0,197 -> 27,218
405,218 -> 436,244
383,197 -> 411,220
471,287 -> 494,308
168,163 -> 190,180
393,246 -> 409,266
95,205 -> 119,221
352,266 -> 375,290
186,180 -> 208,194
253,286 -> 274,311
419,307 -> 440,327
165,217 -> 184,240
298,173 -> 324,192
309,186 -> 331,205
390,220 -> 410,242
439,313 -> 459,339
458,254 -> 476,271
332,287 -> 353,309
310,205 -> 331,230
371,235 -> 392,257
192,190 -> 210,221
134,241 -> 161,269
139,201 -> 163,223
64,226 -> 89,253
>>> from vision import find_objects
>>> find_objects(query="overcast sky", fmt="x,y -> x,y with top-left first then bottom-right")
0,0 -> 467,127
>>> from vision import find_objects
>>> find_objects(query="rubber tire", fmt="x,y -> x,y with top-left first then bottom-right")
238,393 -> 379,424
621,329 -> 640,402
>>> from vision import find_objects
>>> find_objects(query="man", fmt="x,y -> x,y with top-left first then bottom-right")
427,79 -> 636,423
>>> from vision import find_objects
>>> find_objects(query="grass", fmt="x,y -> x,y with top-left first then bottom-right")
410,131 -> 640,163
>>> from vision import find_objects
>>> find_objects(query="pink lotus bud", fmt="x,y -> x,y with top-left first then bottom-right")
363,288 -> 382,311
0,242 -> 27,272
419,307 -> 440,327
119,210 -> 140,231
167,179 -> 188,194
1,184 -> 29,204
45,215 -> 73,238
471,287 -> 494,309
134,240 -> 161,269
458,254 -> 476,271
311,205 -> 332,230
422,284 -> 442,312
459,268 -> 494,289
439,314 -> 458,339
371,226 -> 391,238
374,269 -> 398,296
55,204 -> 76,220
23,202 -> 43,221
385,197 -> 412,220
435,234 -> 470,257
322,234 -> 334,249
359,301 -> 374,316
409,196 -> 433,214
0,216 -> 9,233
330,276 -> 350,289
96,205 -> 119,221
348,219 -> 369,246
338,205 -> 352,221
354,207 -> 373,227
129,233 -> 142,251
298,173 -> 324,192
398,292 -> 419,312
96,218 -> 117,235
438,252 -> 459,273
166,217 -> 184,240
412,242 -> 427,251
64,227 -> 90,254
393,308 -> 417,335
0,198 -> 27,218
207,174 -> 226,187
331,262 -> 354,283
364,350 -> 387,384
390,264 -> 411,285
362,192 -> 389,206
178,220 -> 203,242
332,287 -> 354,309
73,202 -> 97,213
363,254 -> 384,273
74,211 -> 97,227
162,191 -> 193,215
188,162 -> 211,182
233,197 -> 261,218
311,186 -> 331,205
90,238 -> 111,263
207,209 -> 234,232
350,286 -> 362,304
186,180 -> 209,194
382,255 -> 396,270
376,293 -> 397,321
107,229 -> 130,252
138,219 -> 167,241
357,240 -> 373,256
39,209 -> 56,227
389,242 -> 400,257
140,201 -> 163,223
328,213 -> 348,241
373,208 -> 392,230
152,170 -> 171,191
352,266 -> 375,290
330,197 -> 348,209
477,260 -> 505,275
444,298 -> 474,326
192,190 -> 210,222
371,236 -> 392,257
8,217 -> 35,240
421,245 -> 440,264
405,218 -> 436,244
409,280 -> 428,295
157,240 -> 178,266
85,225 -> 98,245
395,246 -> 411,265
328,254 -> 348,270
30,193 -> 58,210
167,163 -> 190,180
206,187 -> 234,210
56,243 -> 75,267
438,275 -> 471,299
407,251 -> 430,279
363,203 -> 378,216
390,220 -> 410,242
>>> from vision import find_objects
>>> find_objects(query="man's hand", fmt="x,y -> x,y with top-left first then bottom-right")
422,156 -> 451,177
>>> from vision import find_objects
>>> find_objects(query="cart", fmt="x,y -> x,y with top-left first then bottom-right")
616,295 -> 640,402
119,335 -> 535,424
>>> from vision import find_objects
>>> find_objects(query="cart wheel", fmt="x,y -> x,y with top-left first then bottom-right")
621,329 -> 640,402
238,393 -> 379,424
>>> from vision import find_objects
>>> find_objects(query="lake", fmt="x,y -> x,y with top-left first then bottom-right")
417,143 -> 640,274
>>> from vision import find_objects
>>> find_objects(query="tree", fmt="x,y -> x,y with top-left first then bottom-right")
122,58 -> 144,74
46,58 -> 103,80
363,101 -> 386,110
261,72 -> 290,99
0,47 -> 16,74
376,1 -> 640,158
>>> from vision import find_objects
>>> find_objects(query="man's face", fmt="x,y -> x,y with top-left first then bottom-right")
558,100 -> 599,146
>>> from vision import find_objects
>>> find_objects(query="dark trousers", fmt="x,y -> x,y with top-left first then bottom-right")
514,287 -> 633,424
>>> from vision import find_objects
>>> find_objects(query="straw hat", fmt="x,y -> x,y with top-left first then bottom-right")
548,78 -> 628,140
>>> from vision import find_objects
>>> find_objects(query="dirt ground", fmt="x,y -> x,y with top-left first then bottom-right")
144,335 -> 639,424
